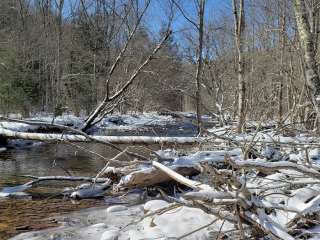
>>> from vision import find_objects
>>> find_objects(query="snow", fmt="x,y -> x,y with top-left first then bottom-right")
131,203 -> 218,239
106,205 -> 128,213
97,112 -> 176,130
0,112 -> 178,134
0,122 -> 38,132
262,145 -> 285,161
143,200 -> 169,212
5,115 -> 320,239
29,114 -> 84,127
155,148 -> 242,167
9,200 -> 235,240
100,227 -> 120,240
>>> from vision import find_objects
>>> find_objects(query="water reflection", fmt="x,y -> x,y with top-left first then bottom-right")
0,143 -> 122,181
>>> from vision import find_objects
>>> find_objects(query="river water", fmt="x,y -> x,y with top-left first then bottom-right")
0,143 -> 124,239
0,122 -> 202,239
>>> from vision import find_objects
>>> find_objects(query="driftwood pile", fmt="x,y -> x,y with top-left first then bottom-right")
9,149 -> 320,239
3,117 -> 320,239
148,157 -> 320,239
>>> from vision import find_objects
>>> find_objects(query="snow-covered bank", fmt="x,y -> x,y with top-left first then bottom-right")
0,112 -> 194,147
1,112 -> 179,132
9,199 -> 236,240
5,143 -> 320,239
4,114 -> 320,239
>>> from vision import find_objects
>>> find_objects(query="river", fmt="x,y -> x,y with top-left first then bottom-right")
0,121 -> 203,239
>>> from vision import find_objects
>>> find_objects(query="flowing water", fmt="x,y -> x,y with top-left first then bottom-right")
0,122 -> 203,239
0,143 -> 123,239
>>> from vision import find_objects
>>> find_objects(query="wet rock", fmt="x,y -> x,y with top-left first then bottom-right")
107,116 -> 125,125
0,191 -> 31,200
309,148 -> 320,161
263,146 -> 284,161
70,182 -> 110,199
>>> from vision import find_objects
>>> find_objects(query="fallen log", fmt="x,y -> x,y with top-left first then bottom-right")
118,164 -> 200,189
0,128 -> 202,145
23,175 -> 110,185
227,157 -> 320,179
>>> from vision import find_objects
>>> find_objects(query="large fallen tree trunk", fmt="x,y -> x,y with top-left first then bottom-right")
0,128 -> 202,145
117,164 -> 200,189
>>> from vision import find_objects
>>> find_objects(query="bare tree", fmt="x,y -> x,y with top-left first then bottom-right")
293,0 -> 320,128
172,0 -> 205,134
232,0 -> 246,133
55,0 -> 64,107
82,24 -> 172,130
278,0 -> 286,126
82,0 -> 152,131
195,0 -> 205,134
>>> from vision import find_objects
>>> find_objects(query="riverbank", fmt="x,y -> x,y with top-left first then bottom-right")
9,199 -> 237,240
3,113 -> 320,239
0,198 -> 106,240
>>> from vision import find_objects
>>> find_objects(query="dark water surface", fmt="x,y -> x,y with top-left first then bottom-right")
0,143 -> 124,240
0,121 -> 206,239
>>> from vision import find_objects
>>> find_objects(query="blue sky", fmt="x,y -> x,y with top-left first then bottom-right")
62,0 -> 234,45
63,0 -> 233,32
144,0 -> 232,35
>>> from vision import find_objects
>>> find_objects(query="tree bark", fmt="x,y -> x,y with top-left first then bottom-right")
232,0 -> 246,133
82,29 -> 171,132
294,0 -> 320,129
0,128 -> 200,144
195,0 -> 205,135
82,1 -> 152,131
56,0 -> 64,106
278,0 -> 286,127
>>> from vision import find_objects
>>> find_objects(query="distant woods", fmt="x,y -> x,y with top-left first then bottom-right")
0,0 -> 181,116
1,0 -> 320,129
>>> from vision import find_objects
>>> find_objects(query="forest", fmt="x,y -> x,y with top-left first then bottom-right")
1,0 -> 320,240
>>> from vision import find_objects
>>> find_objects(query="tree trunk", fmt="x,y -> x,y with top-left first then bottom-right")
278,0 -> 286,127
0,128 -> 201,145
294,0 -> 320,129
195,0 -> 205,135
82,28 -> 171,132
232,0 -> 246,133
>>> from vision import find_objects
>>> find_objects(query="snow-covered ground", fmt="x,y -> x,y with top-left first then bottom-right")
3,114 -> 320,239
96,112 -> 176,130
0,112 -> 178,132
9,199 -> 236,240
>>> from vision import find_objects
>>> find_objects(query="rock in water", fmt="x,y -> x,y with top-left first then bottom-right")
70,182 -> 111,199
263,145 -> 284,161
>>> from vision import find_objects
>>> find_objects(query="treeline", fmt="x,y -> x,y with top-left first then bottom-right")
0,0 -> 319,129
0,0 -> 183,116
